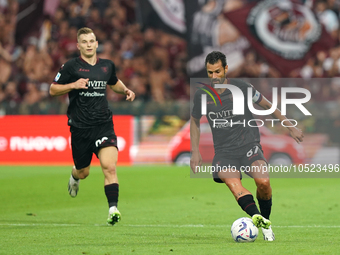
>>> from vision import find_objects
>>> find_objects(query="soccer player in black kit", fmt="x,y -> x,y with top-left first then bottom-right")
190,51 -> 304,241
49,27 -> 135,225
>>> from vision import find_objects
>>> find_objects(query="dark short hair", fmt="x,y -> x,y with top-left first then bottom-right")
205,51 -> 227,68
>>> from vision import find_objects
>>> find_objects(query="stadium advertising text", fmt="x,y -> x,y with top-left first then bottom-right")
0,115 -> 133,165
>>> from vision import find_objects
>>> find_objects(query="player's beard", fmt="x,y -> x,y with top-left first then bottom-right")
211,75 -> 226,87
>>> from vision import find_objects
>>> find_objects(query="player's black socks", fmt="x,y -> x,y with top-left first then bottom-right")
105,183 -> 119,208
258,197 -> 272,220
237,194 -> 261,217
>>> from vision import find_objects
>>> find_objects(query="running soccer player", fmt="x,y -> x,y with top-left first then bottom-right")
190,51 -> 304,241
49,27 -> 135,225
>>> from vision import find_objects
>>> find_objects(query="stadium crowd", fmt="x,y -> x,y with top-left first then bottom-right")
0,0 -> 188,115
0,0 -> 339,116
227,0 -> 340,79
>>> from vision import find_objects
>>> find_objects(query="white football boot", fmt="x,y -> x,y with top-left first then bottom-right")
68,175 -> 79,197
262,226 -> 275,241
107,206 -> 121,226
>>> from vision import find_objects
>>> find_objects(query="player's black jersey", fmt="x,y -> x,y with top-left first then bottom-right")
192,78 -> 262,154
53,57 -> 118,128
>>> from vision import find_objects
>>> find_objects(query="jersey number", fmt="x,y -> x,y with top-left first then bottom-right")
246,146 -> 259,158
95,137 -> 108,147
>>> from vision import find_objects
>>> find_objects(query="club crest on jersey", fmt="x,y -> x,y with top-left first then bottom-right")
101,67 -> 108,73
54,72 -> 61,82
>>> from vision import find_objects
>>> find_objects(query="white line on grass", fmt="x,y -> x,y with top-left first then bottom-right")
1,223 -> 340,228
0,223 -> 80,227
124,224 -> 340,228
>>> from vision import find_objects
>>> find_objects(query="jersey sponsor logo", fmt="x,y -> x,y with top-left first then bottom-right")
208,110 -> 235,128
79,68 -> 90,72
247,0 -> 321,60
88,80 -> 107,89
69,79 -> 106,94
79,91 -> 105,97
54,72 -> 61,82
209,110 -> 234,119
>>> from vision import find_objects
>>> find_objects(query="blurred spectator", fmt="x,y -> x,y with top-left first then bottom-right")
149,58 -> 172,103
98,40 -> 114,60
50,8 -> 66,41
67,0 -> 88,29
132,55 -> 148,77
236,51 -> 281,78
300,58 -> 315,79
19,80 -> 41,114
292,46 -> 340,79
58,0 -> 71,13
323,47 -> 340,76
2,0 -> 340,116
2,80 -> 21,114
315,50 -> 327,77
327,0 -> 340,16
129,74 -> 150,102
59,26 -> 78,58
121,53 -> 135,81
315,0 -> 339,39
23,37 -> 53,82
0,42 -> 13,85
86,8 -> 102,28
110,31 -> 122,51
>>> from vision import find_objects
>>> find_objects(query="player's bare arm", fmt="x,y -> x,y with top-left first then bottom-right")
109,79 -> 135,101
190,116 -> 202,173
257,96 -> 304,144
49,78 -> 89,96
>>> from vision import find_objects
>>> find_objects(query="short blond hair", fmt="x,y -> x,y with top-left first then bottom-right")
77,27 -> 95,41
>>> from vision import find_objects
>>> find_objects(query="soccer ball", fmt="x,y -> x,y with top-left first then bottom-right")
231,217 -> 258,242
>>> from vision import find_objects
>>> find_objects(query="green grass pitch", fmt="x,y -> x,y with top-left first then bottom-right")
0,165 -> 339,254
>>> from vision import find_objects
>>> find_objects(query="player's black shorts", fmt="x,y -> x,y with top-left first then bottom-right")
212,143 -> 267,183
70,121 -> 118,170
